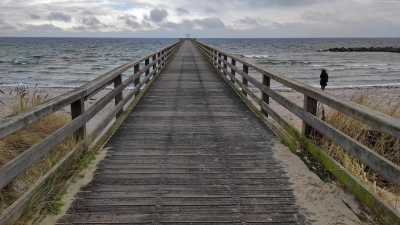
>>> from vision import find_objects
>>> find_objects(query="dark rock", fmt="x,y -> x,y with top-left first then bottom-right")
321,46 -> 400,53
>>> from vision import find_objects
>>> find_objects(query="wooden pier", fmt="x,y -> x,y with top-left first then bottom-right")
1,39 -> 400,224
57,40 -> 306,224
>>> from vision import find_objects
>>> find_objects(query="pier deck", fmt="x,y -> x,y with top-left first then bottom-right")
57,41 -> 307,224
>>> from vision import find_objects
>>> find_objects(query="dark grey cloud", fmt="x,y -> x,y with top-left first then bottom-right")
47,12 -> 71,22
149,8 -> 168,22
24,24 -> 63,31
194,17 -> 225,29
81,16 -> 103,28
230,0 -> 326,9
29,13 -> 41,19
118,14 -> 141,28
180,19 -> 195,29
0,24 -> 16,31
204,7 -> 218,13
175,7 -> 189,15
141,21 -> 152,28
73,26 -> 86,31
238,17 -> 259,26
162,21 -> 180,29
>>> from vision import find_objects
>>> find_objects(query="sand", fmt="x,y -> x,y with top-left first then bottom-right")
2,85 -> 400,224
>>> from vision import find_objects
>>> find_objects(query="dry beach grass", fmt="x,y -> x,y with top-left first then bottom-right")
0,86 -> 75,222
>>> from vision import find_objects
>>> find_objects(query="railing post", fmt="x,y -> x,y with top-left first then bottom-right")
213,50 -> 217,65
71,99 -> 86,141
223,55 -> 227,76
134,64 -> 140,97
302,95 -> 318,137
218,52 -> 222,71
114,74 -> 123,118
152,54 -> 157,75
145,58 -> 150,84
162,50 -> 165,67
231,59 -> 236,83
242,64 -> 249,96
261,75 -> 270,117
157,52 -> 161,71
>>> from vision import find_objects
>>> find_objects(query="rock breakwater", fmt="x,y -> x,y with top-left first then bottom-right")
321,47 -> 400,53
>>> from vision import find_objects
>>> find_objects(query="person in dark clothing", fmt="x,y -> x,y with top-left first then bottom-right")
320,69 -> 328,90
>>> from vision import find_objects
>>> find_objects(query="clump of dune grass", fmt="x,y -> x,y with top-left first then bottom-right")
312,93 -> 400,209
0,86 -> 75,220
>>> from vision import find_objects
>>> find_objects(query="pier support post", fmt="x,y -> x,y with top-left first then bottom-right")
71,99 -> 86,141
242,64 -> 249,96
231,59 -> 236,83
302,96 -> 318,137
134,64 -> 140,97
262,75 -> 270,117
114,74 -> 123,118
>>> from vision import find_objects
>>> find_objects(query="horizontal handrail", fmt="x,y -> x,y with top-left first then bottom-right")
0,40 -> 183,190
193,40 -> 400,224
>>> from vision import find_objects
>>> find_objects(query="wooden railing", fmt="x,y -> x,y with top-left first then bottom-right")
0,40 -> 183,224
193,40 -> 400,224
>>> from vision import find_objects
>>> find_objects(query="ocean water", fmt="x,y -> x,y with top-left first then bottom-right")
0,38 -> 177,88
1,37 -> 400,89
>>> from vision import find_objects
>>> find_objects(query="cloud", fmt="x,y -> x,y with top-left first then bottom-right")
118,14 -> 141,29
204,7 -> 218,13
232,0 -> 324,8
194,17 -> 225,29
162,21 -> 180,29
47,12 -> 71,22
80,16 -> 104,29
141,21 -> 152,28
24,24 -> 63,31
175,7 -> 189,15
181,19 -> 195,29
29,13 -> 41,20
149,8 -> 168,22
238,17 -> 260,26
0,24 -> 16,31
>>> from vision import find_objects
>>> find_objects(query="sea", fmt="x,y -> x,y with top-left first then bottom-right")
1,37 -> 400,89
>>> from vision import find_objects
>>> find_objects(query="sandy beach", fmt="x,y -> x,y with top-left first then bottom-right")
2,85 -> 400,224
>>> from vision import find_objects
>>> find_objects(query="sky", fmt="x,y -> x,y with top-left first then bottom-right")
0,0 -> 399,38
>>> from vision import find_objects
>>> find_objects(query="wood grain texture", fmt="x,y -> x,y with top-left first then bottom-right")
58,40 -> 307,224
